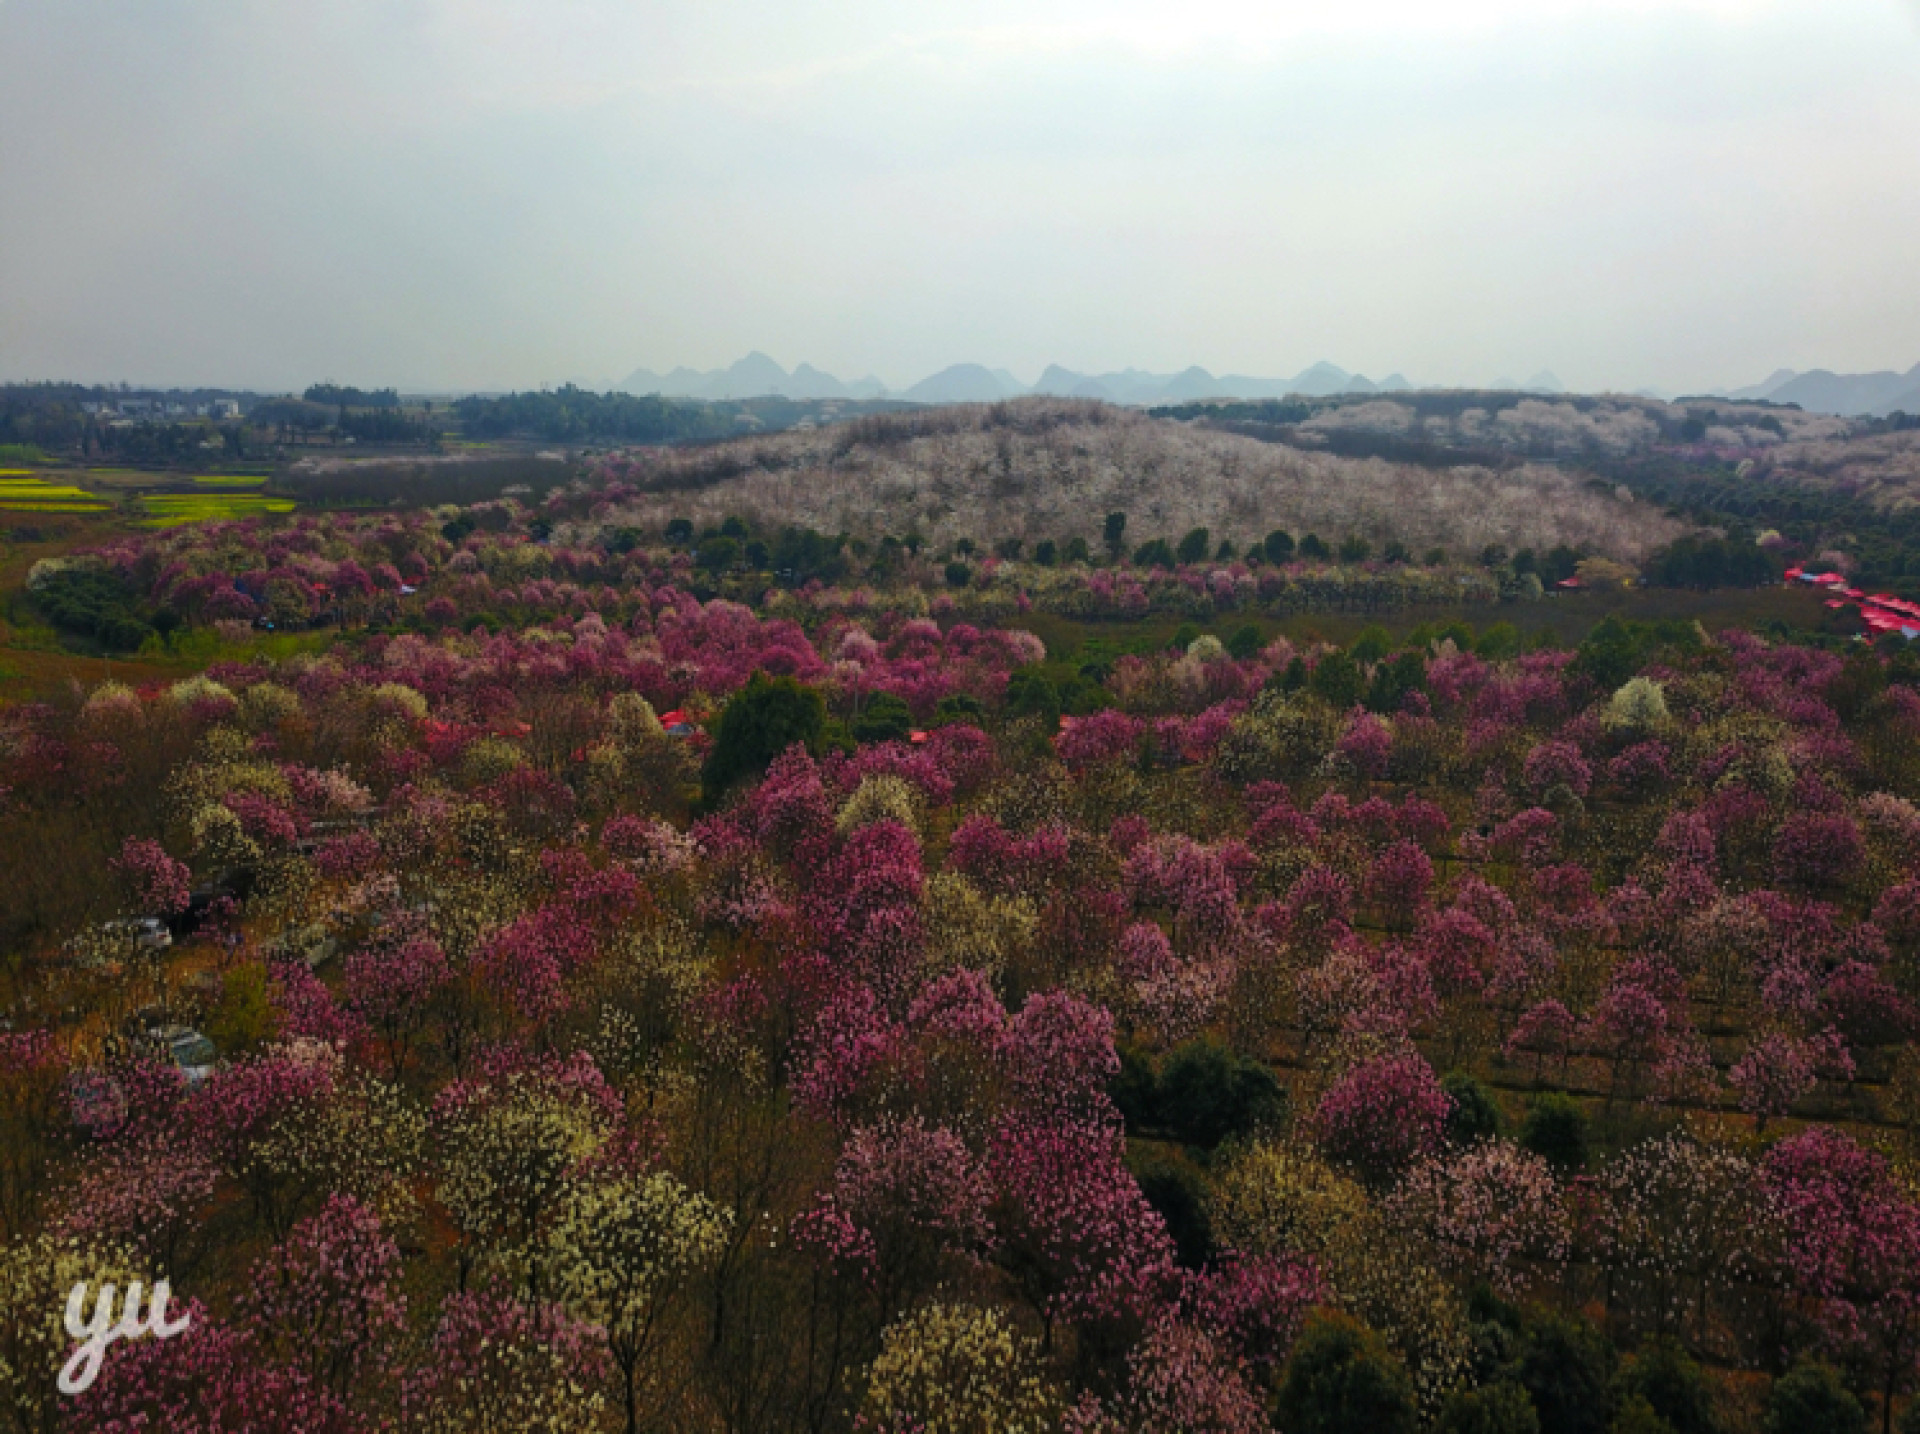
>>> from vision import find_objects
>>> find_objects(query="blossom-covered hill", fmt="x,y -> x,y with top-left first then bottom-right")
571,399 -> 1688,563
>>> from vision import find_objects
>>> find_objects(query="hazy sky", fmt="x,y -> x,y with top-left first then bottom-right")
4,0 -> 1918,395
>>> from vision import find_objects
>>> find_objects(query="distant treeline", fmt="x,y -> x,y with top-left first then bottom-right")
1152,398 -> 1316,424
304,384 -> 401,409
451,386 -> 918,445
453,387 -> 746,444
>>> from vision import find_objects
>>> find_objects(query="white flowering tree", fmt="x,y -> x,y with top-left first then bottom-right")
546,1170 -> 731,1434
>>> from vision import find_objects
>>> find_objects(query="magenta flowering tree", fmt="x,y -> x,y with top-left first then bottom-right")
997,990 -> 1122,1129
1764,1128 -> 1920,1429
314,830 -> 382,882
186,1046 -> 340,1238
1182,1252 -> 1327,1386
67,1302 -> 357,1434
110,836 -> 191,917
1363,939 -> 1440,1036
989,1115 -> 1179,1342
1505,999 -> 1575,1084
1607,740 -> 1673,796
1730,1030 -> 1852,1131
790,984 -> 905,1126
60,1138 -> 219,1279
1523,739 -> 1592,800
1314,1052 -> 1451,1185
793,1117 -> 994,1316
1483,807 -> 1561,867
223,791 -> 305,850
903,968 -> 1010,1131
242,1193 -> 407,1407
1413,907 -> 1495,1006
925,723 -> 997,796
746,746 -> 835,854
1057,709 -> 1146,771
1394,795 -> 1451,852
1822,962 -> 1919,1049
1283,865 -> 1355,950
1773,812 -> 1866,890
270,960 -> 369,1050
1875,881 -> 1920,973
813,817 -> 924,951
475,908 -> 587,1029
1586,977 -> 1672,1106
1064,1317 -> 1270,1434
1335,709 -> 1392,780
346,934 -> 451,1077
1364,840 -> 1434,930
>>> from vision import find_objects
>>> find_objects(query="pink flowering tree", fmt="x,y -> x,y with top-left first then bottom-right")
1586,978 -> 1673,1108
110,836 -> 192,917
1064,1317 -> 1270,1434
1182,1252 -> 1327,1389
1314,1053 -> 1451,1186
241,1193 -> 407,1408
186,1046 -> 340,1239
1730,1030 -> 1853,1132
1335,710 -> 1393,781
989,1116 -> 1179,1347
346,934 -> 452,1078
1057,709 -> 1146,772
1363,840 -> 1435,931
1599,1133 -> 1782,1349
1765,1128 -> 1920,1429
793,1117 -> 995,1319
1505,999 -> 1575,1085
1773,813 -> 1866,890
1389,1142 -> 1571,1297
997,990 -> 1123,1129
67,1303 -> 358,1434
59,1137 -> 219,1280
1523,739 -> 1592,801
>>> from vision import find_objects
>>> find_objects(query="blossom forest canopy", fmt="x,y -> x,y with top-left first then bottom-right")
12,491 -> 1920,1434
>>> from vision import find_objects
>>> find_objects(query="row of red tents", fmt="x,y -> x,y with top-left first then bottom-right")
1786,567 -> 1920,639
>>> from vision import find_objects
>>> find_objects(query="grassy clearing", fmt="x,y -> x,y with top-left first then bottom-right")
1010,585 -> 1836,662
0,629 -> 337,700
